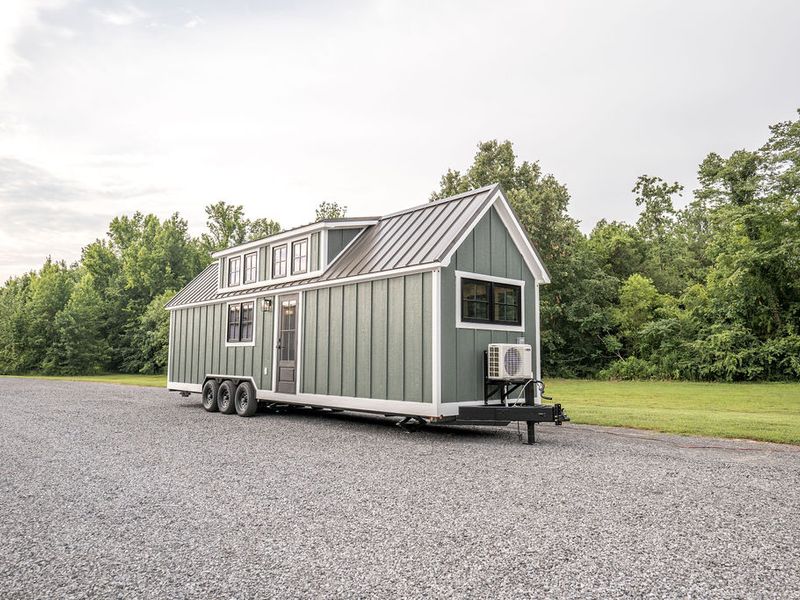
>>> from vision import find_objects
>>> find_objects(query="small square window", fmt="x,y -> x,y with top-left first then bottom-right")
272,245 -> 287,278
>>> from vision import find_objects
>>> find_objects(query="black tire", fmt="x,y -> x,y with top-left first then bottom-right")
201,379 -> 219,412
235,381 -> 258,417
217,380 -> 236,414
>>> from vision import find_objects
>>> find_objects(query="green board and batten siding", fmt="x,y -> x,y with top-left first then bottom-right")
440,206 -> 538,403
301,272 -> 433,403
168,300 -> 275,389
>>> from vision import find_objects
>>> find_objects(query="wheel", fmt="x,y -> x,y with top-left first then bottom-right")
217,380 -> 236,414
201,380 -> 219,412
235,381 -> 258,417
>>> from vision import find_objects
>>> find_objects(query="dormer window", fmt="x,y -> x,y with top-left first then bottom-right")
243,252 -> 257,284
272,244 -> 287,278
292,239 -> 308,274
228,256 -> 241,286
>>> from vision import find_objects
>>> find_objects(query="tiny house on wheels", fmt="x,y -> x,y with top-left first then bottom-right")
166,184 -> 568,442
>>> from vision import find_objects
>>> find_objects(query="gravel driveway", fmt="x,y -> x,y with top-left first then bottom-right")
1,378 -> 799,599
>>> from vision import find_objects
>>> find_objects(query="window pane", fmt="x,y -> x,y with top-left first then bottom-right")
292,240 -> 307,274
240,302 -> 254,342
463,281 -> 488,302
227,305 -> 241,342
244,253 -> 257,283
272,245 -> 287,278
465,300 -> 489,320
494,284 -> 521,324
228,257 -> 241,286
461,279 -> 490,321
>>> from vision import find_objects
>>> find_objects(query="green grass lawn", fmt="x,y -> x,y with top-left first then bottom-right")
2,373 -> 167,388
548,379 -> 800,445
3,373 -> 798,444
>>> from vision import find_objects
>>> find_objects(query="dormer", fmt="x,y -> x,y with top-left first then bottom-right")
212,218 -> 378,291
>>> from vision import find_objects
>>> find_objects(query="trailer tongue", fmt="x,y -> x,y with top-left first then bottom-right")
450,349 -> 570,444
455,403 -> 569,444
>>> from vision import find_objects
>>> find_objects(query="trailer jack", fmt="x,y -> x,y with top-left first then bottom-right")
396,416 -> 427,433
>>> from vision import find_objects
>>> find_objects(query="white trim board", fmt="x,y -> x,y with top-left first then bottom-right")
431,268 -> 441,414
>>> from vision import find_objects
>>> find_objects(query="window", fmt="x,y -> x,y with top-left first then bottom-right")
461,278 -> 521,326
272,245 -> 287,278
292,239 -> 308,274
228,257 -> 241,286
243,252 -> 257,284
227,301 -> 254,343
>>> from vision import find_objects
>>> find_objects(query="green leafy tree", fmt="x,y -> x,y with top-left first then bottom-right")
44,272 -> 109,374
248,218 -> 281,239
315,201 -> 347,221
201,201 -> 250,253
129,290 -> 175,374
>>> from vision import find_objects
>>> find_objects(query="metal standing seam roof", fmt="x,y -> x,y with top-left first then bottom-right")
165,184 -> 499,309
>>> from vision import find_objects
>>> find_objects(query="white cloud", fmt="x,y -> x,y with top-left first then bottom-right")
0,0 -> 799,281
91,2 -> 147,26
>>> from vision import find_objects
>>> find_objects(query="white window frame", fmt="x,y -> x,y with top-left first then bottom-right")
228,256 -> 241,287
455,270 -> 525,332
291,238 -> 308,275
267,235 -> 323,284
272,244 -> 288,279
243,251 -> 258,284
225,300 -> 257,347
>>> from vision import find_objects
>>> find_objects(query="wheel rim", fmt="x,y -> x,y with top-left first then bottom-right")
220,389 -> 229,408
239,389 -> 248,410
203,388 -> 213,406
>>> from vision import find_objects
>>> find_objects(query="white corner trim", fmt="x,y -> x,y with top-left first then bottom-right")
224,299 -> 257,347
431,268 -> 441,412
295,292 -> 304,395
454,270 -> 526,333
167,311 -> 174,383
534,281 -> 542,405
271,295 -> 280,392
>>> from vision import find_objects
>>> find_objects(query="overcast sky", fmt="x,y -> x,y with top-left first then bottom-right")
1,0 -> 798,281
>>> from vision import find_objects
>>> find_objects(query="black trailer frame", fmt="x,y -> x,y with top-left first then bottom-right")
454,351 -> 569,444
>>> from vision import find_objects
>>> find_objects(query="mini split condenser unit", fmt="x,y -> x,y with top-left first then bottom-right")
487,343 -> 533,380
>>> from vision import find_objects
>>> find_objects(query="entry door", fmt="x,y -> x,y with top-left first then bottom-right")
276,294 -> 299,394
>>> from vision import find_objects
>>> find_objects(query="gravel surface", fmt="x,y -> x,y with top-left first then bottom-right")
1,378 -> 799,599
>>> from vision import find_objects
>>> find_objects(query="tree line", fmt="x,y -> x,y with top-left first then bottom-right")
1,111 -> 797,380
